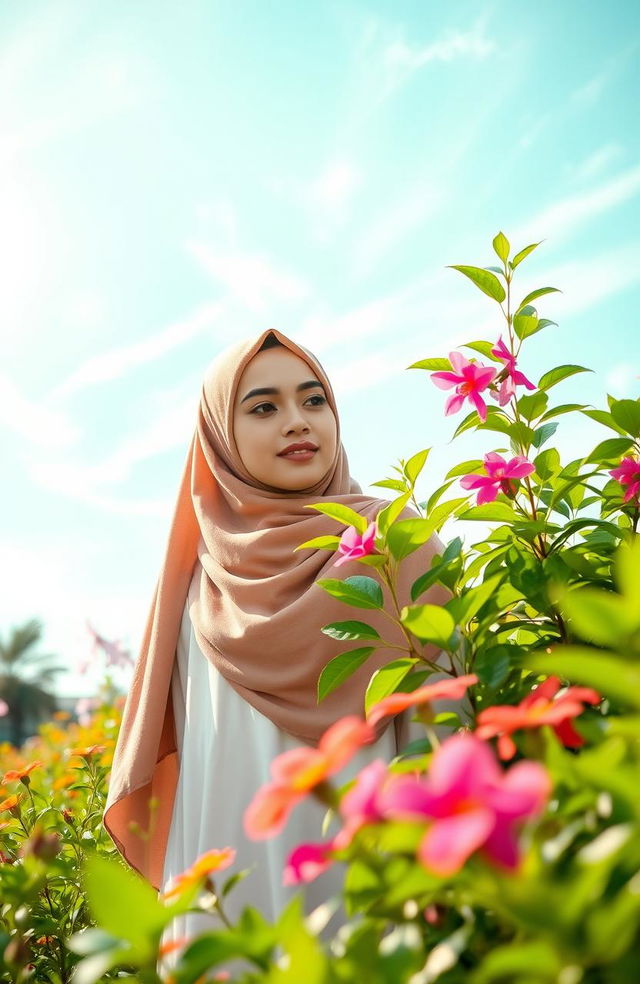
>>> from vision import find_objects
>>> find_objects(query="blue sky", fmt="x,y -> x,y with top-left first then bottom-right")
1,0 -> 638,699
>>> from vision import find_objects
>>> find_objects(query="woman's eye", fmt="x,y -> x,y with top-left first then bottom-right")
250,395 -> 326,415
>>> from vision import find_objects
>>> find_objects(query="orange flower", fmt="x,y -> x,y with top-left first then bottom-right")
158,937 -> 190,957
244,716 -> 375,840
0,794 -> 21,813
476,676 -> 600,760
367,675 -> 478,727
53,711 -> 71,721
68,744 -> 107,760
3,761 -> 44,783
161,847 -> 236,901
52,773 -> 77,790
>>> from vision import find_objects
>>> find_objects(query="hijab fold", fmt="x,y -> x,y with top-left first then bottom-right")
103,329 -> 448,888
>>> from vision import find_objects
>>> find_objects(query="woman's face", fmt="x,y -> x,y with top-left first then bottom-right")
233,346 -> 338,491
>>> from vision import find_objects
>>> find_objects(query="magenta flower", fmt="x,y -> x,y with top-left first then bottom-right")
335,521 -> 377,567
490,336 -> 536,406
609,457 -> 640,503
283,841 -> 335,885
460,452 -> 535,505
379,733 -> 550,875
431,352 -> 497,422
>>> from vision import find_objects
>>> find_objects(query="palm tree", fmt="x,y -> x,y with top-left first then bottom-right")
0,619 -> 68,748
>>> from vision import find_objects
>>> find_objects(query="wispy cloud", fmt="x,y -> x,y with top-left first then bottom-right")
512,165 -> 640,246
349,179 -> 447,278
0,372 -> 80,448
570,41 -> 638,107
50,302 -> 224,400
569,144 -> 623,183
26,385 -> 198,511
361,18 -> 497,109
186,242 -> 311,313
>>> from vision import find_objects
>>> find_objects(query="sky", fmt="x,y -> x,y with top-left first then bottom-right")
1,0 -> 639,700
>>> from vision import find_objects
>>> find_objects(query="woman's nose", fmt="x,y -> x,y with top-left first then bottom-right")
282,405 -> 310,434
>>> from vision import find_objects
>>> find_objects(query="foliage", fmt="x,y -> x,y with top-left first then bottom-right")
2,232 -> 639,982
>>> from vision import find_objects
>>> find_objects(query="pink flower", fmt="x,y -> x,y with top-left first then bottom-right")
431,352 -> 497,423
244,716 -> 375,839
379,733 -> 550,875
609,457 -> 640,504
283,841 -> 335,885
490,336 -> 536,406
460,452 -> 535,505
476,676 -> 600,760
367,675 -> 478,728
335,521 -> 377,567
86,621 -> 134,669
0,699 -> 8,718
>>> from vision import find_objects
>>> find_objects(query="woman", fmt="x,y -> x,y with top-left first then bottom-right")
102,328 -> 452,950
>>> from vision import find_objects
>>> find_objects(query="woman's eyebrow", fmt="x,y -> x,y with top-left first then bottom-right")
240,380 -> 325,404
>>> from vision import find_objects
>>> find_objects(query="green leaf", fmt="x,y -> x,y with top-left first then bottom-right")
509,241 -> 541,270
305,502 -> 367,533
377,490 -> 412,538
540,403 -> 586,422
585,437 -> 634,464
317,647 -> 375,701
560,586 -> 640,647
321,620 -> 381,642
387,500 -> 466,561
317,576 -> 383,609
400,604 -> 456,649
295,535 -> 341,551
513,311 -> 540,340
610,398 -> 640,438
531,421 -> 558,449
447,264 -> 506,302
516,286 -> 560,312
473,940 -> 561,983
615,537 -> 640,613
534,447 -> 561,480
524,647 -> 640,708
365,658 -> 417,714
446,459 -> 484,479
492,231 -> 510,262
538,365 -> 591,391
581,408 -> 629,436
447,574 -> 503,625
82,856 -> 168,951
517,391 -> 549,422
459,502 -> 516,523
474,645 -> 512,688
462,340 -> 499,360
404,448 -> 430,485
371,478 -> 407,492
407,357 -> 452,371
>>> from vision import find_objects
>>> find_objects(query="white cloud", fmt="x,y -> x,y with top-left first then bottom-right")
570,144 -> 623,183
605,363 -> 639,398
358,19 -> 496,110
350,180 -> 446,278
512,165 -> 640,246
186,242 -> 311,313
50,301 -> 224,399
0,372 -> 80,449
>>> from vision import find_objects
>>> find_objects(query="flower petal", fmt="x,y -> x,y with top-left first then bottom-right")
418,807 -> 495,876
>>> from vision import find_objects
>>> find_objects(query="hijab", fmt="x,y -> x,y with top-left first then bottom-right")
103,328 -> 449,887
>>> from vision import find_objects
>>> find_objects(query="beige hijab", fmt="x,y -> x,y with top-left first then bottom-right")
103,328 -> 448,888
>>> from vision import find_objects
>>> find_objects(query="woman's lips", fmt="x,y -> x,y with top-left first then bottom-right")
279,449 -> 317,462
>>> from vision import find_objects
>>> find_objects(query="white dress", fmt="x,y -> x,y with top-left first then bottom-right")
158,571 -> 414,964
